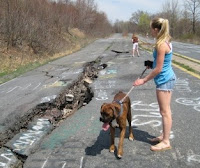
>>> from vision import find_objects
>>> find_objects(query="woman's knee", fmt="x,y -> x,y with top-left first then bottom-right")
160,108 -> 171,117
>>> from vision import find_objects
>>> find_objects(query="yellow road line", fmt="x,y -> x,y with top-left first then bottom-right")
174,53 -> 200,64
172,63 -> 200,79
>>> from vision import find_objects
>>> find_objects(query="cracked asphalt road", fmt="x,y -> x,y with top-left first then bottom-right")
1,34 -> 200,168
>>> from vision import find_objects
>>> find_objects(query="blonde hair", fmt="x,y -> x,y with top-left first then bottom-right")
150,18 -> 171,49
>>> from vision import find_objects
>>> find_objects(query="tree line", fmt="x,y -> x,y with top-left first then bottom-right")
114,0 -> 200,43
0,0 -> 199,57
0,0 -> 113,55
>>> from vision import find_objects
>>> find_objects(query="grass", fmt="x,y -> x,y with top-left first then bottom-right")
174,53 -> 200,65
172,60 -> 200,75
0,61 -> 43,84
0,72 -> 7,77
0,35 -> 96,85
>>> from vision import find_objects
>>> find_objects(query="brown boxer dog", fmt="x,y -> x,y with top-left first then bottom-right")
100,91 -> 134,158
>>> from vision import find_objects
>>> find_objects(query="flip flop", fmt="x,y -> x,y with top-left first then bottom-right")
148,137 -> 162,143
150,143 -> 172,152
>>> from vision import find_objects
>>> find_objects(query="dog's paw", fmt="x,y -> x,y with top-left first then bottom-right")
109,149 -> 115,153
117,150 -> 123,159
109,145 -> 115,153
129,137 -> 134,141
117,154 -> 122,159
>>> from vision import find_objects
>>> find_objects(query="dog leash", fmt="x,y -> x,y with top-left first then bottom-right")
111,67 -> 148,124
119,67 -> 148,103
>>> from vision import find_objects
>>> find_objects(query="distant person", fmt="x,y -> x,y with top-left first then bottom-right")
146,32 -> 149,38
132,34 -> 140,57
133,18 -> 176,152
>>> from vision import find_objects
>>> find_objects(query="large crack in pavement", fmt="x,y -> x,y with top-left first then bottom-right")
0,57 -> 107,168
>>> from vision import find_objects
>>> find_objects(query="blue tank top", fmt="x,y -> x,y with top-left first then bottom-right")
152,43 -> 175,86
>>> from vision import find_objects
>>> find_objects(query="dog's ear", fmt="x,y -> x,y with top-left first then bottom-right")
100,103 -> 107,111
111,106 -> 118,118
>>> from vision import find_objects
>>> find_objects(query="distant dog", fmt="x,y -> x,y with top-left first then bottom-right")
100,91 -> 134,158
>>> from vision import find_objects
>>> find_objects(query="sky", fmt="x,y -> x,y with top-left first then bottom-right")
95,0 -> 185,23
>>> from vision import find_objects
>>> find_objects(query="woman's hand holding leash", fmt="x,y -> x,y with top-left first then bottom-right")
133,78 -> 145,86
133,60 -> 153,86
121,61 -> 151,102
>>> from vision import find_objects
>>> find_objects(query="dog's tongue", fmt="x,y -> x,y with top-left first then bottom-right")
102,123 -> 110,131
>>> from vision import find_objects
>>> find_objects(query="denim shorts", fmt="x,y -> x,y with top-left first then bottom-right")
156,75 -> 176,91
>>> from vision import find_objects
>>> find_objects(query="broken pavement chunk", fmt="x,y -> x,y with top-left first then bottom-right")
65,94 -> 74,102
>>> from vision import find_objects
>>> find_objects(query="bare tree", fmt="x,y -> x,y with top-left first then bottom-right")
0,0 -> 112,54
177,9 -> 191,36
161,0 -> 179,37
184,0 -> 200,34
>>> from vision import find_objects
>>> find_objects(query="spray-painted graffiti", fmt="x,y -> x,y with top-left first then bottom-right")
99,69 -> 117,79
188,155 -> 200,164
173,149 -> 200,165
0,68 -> 82,95
33,83 -> 42,90
0,148 -> 19,167
158,130 -> 174,140
94,80 -> 116,101
99,69 -> 117,75
0,149 -> 12,167
4,84 -> 32,93
59,68 -> 83,78
106,70 -> 117,74
6,118 -> 52,156
41,157 -> 67,168
99,74 -> 116,79
95,69 -> 117,100
131,101 -> 161,127
40,158 -> 83,168
176,97 -> 200,112
131,100 -> 174,139
0,80 -> 58,94
175,78 -> 191,92
12,130 -> 43,152
187,149 -> 200,165
23,139 -> 86,168
94,80 -> 116,90
95,90 -> 108,101
43,81 -> 68,89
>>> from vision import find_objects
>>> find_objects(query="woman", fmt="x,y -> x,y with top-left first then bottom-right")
133,18 -> 176,151
132,34 -> 140,57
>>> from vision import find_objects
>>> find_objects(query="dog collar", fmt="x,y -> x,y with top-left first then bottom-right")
113,100 -> 123,117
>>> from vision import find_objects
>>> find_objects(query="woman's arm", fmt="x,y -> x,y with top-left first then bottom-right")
133,43 -> 167,86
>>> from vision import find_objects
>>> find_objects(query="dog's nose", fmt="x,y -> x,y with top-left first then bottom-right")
99,117 -> 103,122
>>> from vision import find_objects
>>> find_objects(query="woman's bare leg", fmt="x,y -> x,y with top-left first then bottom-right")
132,49 -> 135,56
150,90 -> 172,151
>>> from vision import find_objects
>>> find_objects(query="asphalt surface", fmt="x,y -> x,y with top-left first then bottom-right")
23,35 -> 200,168
0,37 -> 112,143
1,34 -> 200,168
140,36 -> 200,60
